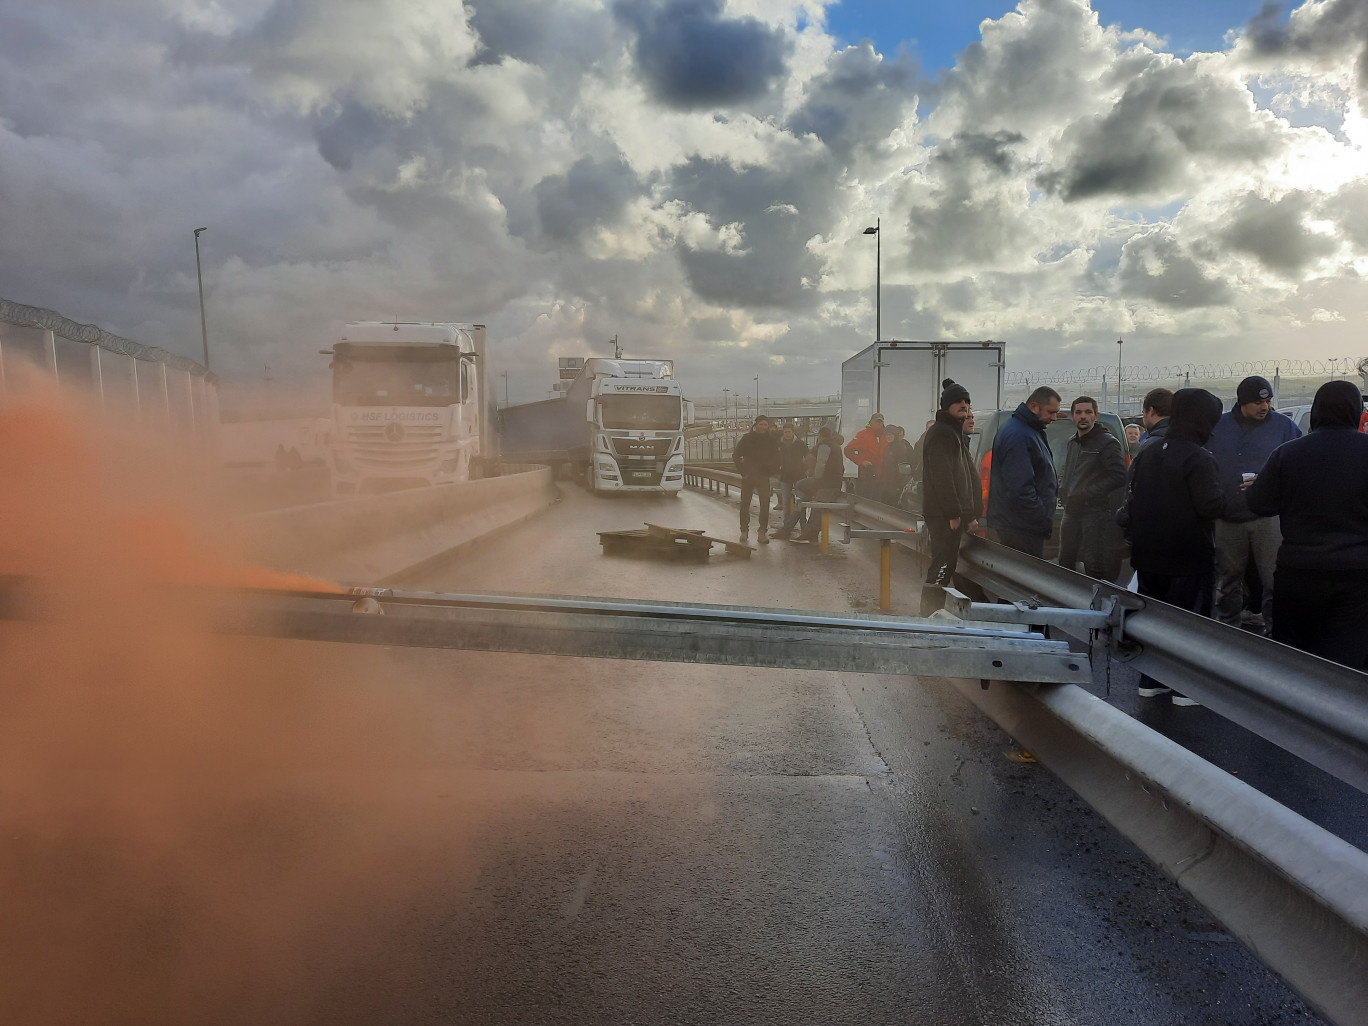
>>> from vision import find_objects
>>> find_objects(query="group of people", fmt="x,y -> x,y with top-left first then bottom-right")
732,416 -> 844,544
842,414 -> 918,504
730,372 -> 1368,680
971,373 -> 1368,691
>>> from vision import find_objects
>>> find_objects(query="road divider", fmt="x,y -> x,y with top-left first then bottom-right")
237,464 -> 556,584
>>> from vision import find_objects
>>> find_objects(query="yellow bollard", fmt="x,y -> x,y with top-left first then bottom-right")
880,538 -> 892,611
820,511 -> 830,555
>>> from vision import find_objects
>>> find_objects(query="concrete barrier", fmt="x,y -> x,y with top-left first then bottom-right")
238,464 -> 556,584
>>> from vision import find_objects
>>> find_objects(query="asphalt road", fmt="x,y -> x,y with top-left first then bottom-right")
309,482 -> 1325,1026
8,481 -> 1337,1025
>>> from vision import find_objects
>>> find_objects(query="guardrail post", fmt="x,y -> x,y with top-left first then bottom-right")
821,512 -> 830,555
880,539 -> 891,610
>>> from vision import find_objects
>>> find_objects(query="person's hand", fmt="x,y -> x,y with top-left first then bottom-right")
1240,473 -> 1257,490
967,519 -> 979,534
949,518 -> 961,530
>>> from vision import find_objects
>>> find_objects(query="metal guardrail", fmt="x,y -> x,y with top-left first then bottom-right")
684,464 -> 1368,1024
845,496 -> 1368,797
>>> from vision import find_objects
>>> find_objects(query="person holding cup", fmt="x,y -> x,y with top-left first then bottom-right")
1205,376 -> 1302,634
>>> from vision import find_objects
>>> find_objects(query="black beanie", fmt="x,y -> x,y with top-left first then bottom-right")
1236,375 -> 1273,405
939,378 -> 971,410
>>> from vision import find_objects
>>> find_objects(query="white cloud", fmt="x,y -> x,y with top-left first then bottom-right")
0,0 -> 1364,402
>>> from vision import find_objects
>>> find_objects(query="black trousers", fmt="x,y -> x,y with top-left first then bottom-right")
1272,566 -> 1368,670
995,527 -> 1045,558
1136,569 -> 1215,693
739,476 -> 772,532
1059,510 -> 1110,578
924,518 -> 966,588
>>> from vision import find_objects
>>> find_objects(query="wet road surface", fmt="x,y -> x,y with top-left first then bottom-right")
294,483 -> 1322,1025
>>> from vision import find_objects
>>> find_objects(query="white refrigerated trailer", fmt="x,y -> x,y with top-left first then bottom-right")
840,340 -> 1005,472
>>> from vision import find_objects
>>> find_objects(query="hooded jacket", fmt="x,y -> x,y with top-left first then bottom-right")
921,410 -> 979,519
1122,389 -> 1227,576
1206,404 -> 1301,522
1139,417 -> 1170,448
1246,381 -> 1368,571
986,402 -> 1058,537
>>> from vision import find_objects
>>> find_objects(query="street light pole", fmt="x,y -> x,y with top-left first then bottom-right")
754,375 -> 760,416
193,227 -> 210,371
863,219 -> 881,342
1116,338 -> 1124,415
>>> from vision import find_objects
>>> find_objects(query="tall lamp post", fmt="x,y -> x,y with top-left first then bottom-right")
193,227 -> 210,370
1116,338 -> 1124,415
863,219 -> 880,342
754,375 -> 760,417
722,388 -> 731,447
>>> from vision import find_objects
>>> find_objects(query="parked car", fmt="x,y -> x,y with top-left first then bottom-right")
900,409 -> 1131,580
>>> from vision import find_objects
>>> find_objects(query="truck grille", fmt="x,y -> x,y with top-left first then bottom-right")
611,437 -> 672,458
346,423 -> 444,469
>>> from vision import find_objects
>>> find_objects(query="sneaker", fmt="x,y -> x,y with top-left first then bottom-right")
758,534 -> 770,544
1137,684 -> 1172,698
1171,694 -> 1201,707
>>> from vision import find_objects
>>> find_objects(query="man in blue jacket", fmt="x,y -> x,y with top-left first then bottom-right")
987,386 -> 1061,557
1206,375 -> 1301,633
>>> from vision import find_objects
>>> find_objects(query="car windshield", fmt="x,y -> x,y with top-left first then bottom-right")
333,352 -> 461,407
599,394 -> 681,431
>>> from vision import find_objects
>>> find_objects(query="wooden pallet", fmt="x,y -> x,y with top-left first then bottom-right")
597,523 -> 754,561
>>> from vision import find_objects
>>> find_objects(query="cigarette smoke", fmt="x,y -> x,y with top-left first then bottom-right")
0,381 -> 493,1024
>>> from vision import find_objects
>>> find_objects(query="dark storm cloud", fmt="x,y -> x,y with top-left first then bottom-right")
932,130 -> 1026,175
1040,59 -> 1279,202
1245,0 -> 1368,99
467,0 -> 614,68
1116,229 -> 1232,308
787,43 -> 919,158
313,101 -> 403,172
668,156 -> 832,309
1220,191 -> 1337,275
613,0 -> 789,110
534,156 -> 645,241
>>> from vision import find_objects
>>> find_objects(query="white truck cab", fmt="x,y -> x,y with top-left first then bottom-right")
324,321 -> 486,496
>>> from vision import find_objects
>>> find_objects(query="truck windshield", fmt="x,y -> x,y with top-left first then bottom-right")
333,353 -> 460,407
599,394 -> 681,431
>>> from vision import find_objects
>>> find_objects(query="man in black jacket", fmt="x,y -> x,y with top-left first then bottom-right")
1247,380 -> 1368,668
1120,388 -> 1226,705
733,415 -> 781,543
1058,396 -> 1127,579
771,424 -> 809,537
920,380 -> 979,613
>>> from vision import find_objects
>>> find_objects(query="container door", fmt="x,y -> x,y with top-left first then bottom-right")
938,343 -> 1005,417
871,345 -> 940,439
840,346 -> 876,477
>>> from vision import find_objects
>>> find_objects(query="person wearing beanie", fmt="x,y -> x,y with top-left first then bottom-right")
1120,388 -> 1227,705
919,380 -> 979,613
1247,381 -> 1368,669
1205,375 -> 1301,634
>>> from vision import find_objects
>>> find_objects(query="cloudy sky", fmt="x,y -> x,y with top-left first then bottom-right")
1,0 -> 1365,403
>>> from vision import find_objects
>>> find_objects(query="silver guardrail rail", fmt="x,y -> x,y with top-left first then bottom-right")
684,463 -> 1368,1025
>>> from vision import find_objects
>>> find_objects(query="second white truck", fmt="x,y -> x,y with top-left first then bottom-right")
499,357 -> 693,493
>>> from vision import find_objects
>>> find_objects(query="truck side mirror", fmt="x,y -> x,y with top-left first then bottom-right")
684,400 -> 695,425
586,399 -> 596,424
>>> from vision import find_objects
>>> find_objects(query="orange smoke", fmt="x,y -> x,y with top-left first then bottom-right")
0,386 -> 482,1024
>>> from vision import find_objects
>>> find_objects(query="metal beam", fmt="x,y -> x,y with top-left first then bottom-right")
208,587 -> 1093,685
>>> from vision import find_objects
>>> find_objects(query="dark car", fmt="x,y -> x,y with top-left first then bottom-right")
900,410 -> 1131,580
